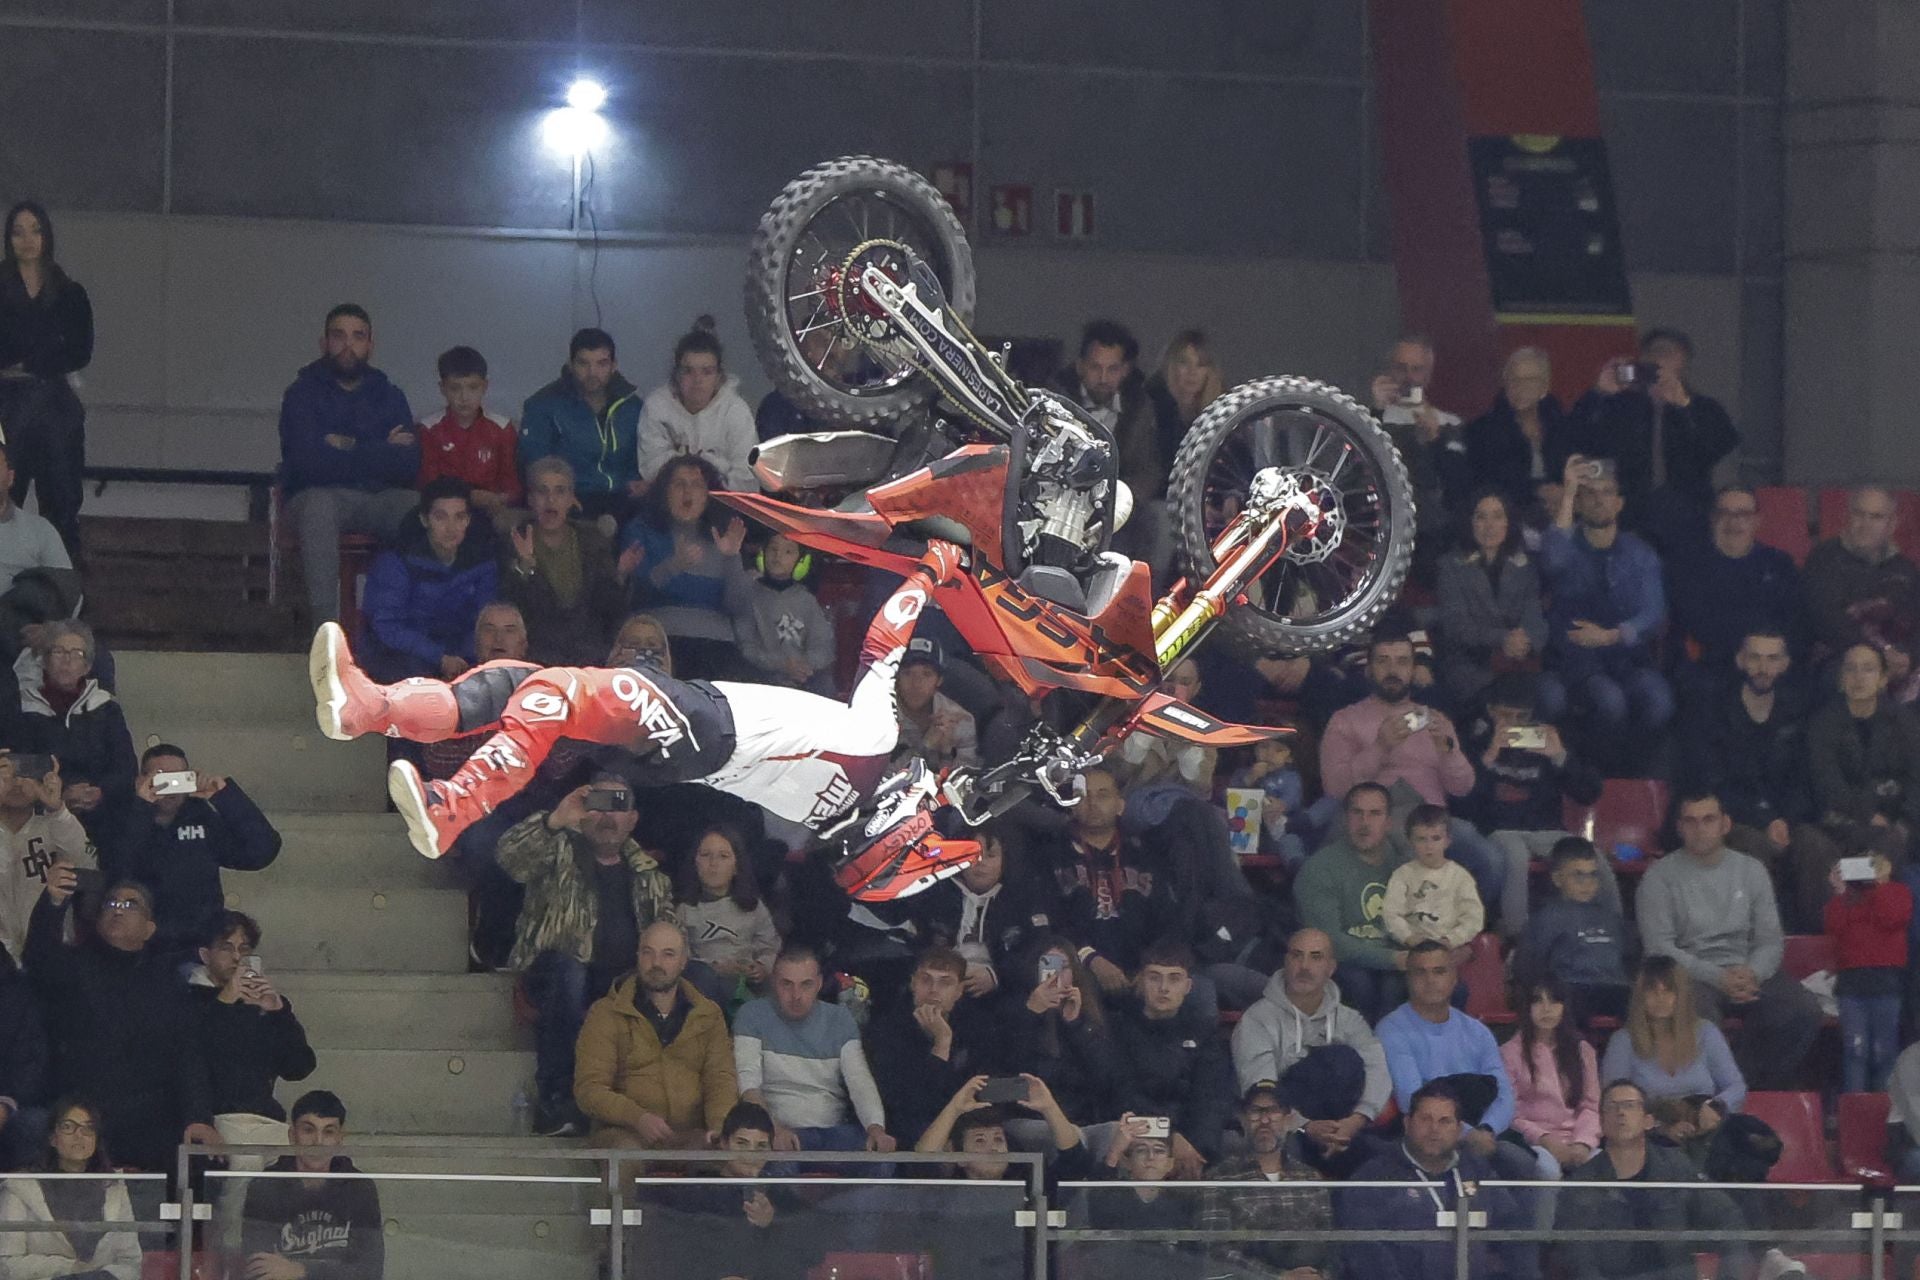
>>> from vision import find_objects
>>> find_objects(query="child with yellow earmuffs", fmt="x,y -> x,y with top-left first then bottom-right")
730,531 -> 837,694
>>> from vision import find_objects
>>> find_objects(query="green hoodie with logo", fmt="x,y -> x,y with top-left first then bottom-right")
1292,836 -> 1407,970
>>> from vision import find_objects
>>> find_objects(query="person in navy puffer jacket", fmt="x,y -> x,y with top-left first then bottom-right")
359,478 -> 499,683
278,303 -> 419,625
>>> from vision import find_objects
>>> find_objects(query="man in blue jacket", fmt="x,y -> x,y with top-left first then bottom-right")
358,478 -> 499,682
520,328 -> 644,521
279,303 -> 419,624
1537,454 -> 1672,759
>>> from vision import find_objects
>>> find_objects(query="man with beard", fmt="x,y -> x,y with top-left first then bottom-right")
1537,455 -> 1672,758
497,773 -> 678,1137
1319,631 -> 1501,911
278,303 -> 420,626
520,327 -> 645,522
1199,1083 -> 1336,1280
573,920 -> 738,1147
1679,629 -> 1816,880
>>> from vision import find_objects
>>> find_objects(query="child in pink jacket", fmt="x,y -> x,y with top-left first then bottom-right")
1499,973 -> 1601,1179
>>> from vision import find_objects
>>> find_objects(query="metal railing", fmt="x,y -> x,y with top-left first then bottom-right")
99,1145 -> 1920,1280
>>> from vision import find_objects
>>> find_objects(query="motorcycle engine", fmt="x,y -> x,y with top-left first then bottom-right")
1016,393 -> 1116,572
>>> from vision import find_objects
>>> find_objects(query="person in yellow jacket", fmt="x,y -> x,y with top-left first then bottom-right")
574,920 -> 739,1147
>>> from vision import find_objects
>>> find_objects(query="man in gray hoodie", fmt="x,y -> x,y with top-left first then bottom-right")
1231,927 -> 1391,1157
1637,788 -> 1823,1088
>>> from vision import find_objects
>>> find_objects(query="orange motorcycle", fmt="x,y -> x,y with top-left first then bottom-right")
728,156 -> 1417,835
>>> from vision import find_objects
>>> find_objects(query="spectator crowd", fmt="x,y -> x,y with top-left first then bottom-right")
7,195 -> 1920,1279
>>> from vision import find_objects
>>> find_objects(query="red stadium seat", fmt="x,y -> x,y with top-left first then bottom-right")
1782,934 -> 1838,982
1462,932 -> 1514,1025
1753,486 -> 1813,564
1742,1090 -> 1843,1183
1817,487 -> 1852,541
1563,779 -> 1669,861
1838,1091 -> 1895,1183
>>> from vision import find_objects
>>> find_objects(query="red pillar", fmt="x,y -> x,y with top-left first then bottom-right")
1369,0 -> 1639,410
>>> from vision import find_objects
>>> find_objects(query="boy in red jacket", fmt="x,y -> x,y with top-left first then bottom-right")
416,346 -> 521,518
1823,854 -> 1913,1092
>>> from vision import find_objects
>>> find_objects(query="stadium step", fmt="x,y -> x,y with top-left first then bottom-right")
118,718 -> 388,812
224,881 -> 470,973
273,972 -> 528,1051
275,1047 -> 536,1135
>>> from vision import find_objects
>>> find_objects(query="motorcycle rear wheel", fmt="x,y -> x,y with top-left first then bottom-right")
745,155 -> 977,431
1166,375 -> 1415,657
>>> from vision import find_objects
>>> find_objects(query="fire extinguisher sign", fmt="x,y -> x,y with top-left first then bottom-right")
1055,190 -> 1095,240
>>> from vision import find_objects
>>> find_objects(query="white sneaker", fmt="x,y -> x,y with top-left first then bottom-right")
1755,1248 -> 1807,1280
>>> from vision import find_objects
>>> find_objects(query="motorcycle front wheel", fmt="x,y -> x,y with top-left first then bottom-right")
745,154 -> 977,431
1166,375 -> 1416,657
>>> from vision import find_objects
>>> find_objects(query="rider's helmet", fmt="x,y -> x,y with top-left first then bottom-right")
833,760 -> 981,902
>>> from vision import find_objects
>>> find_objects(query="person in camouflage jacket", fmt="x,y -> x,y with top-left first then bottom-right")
498,772 -> 676,1133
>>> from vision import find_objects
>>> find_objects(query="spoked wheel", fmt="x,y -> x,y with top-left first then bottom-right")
1166,376 -> 1416,656
745,155 -> 976,431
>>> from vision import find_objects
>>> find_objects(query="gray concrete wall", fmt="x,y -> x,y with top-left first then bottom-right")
0,0 -> 1786,508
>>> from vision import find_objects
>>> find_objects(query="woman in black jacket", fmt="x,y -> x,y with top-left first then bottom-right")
1435,488 -> 1549,709
1462,346 -> 1578,524
0,203 -> 94,559
1796,643 -> 1920,923
990,935 -> 1117,1127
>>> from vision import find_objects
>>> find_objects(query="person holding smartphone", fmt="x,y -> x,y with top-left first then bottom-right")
189,909 -> 317,1151
495,773 -> 677,1138
0,749 -> 86,962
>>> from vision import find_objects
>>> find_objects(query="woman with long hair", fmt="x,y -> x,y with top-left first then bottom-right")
1145,328 -> 1224,462
675,823 -> 780,1005
1499,974 -> 1600,1177
616,453 -> 750,679
1435,487 -> 1548,707
0,201 -> 93,559
1601,956 -> 1746,1126
0,1096 -> 141,1278
993,935 -> 1116,1126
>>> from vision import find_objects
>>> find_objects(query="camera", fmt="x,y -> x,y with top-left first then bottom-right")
1839,856 -> 1878,884
584,788 -> 633,813
152,770 -> 199,796
978,1077 -> 1031,1105
9,754 -> 53,781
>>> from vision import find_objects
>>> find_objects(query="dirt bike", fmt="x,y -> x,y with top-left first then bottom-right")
724,155 -> 1415,825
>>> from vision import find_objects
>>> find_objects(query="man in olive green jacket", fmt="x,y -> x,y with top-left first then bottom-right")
499,773 -> 676,1135
575,920 -> 738,1146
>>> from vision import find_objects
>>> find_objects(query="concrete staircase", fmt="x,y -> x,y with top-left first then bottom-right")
114,651 -> 606,1279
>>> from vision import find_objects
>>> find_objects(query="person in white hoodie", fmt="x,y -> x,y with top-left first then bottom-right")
0,750 -> 88,961
1230,927 -> 1391,1152
636,319 -> 759,493
0,1096 -> 142,1280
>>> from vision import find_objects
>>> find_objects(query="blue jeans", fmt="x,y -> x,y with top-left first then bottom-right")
1839,992 -> 1902,1093
525,952 -> 596,1116
1537,664 -> 1674,733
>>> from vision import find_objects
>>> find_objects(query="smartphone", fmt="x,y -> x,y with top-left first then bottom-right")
9,754 -> 53,781
1037,953 -> 1068,985
977,1077 -> 1031,1106
1141,1116 -> 1172,1140
71,867 -> 104,897
152,770 -> 198,796
242,955 -> 266,979
1403,384 -> 1425,408
1839,856 -> 1878,883
1402,709 -> 1430,733
584,788 -> 633,812
1506,726 -> 1548,751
